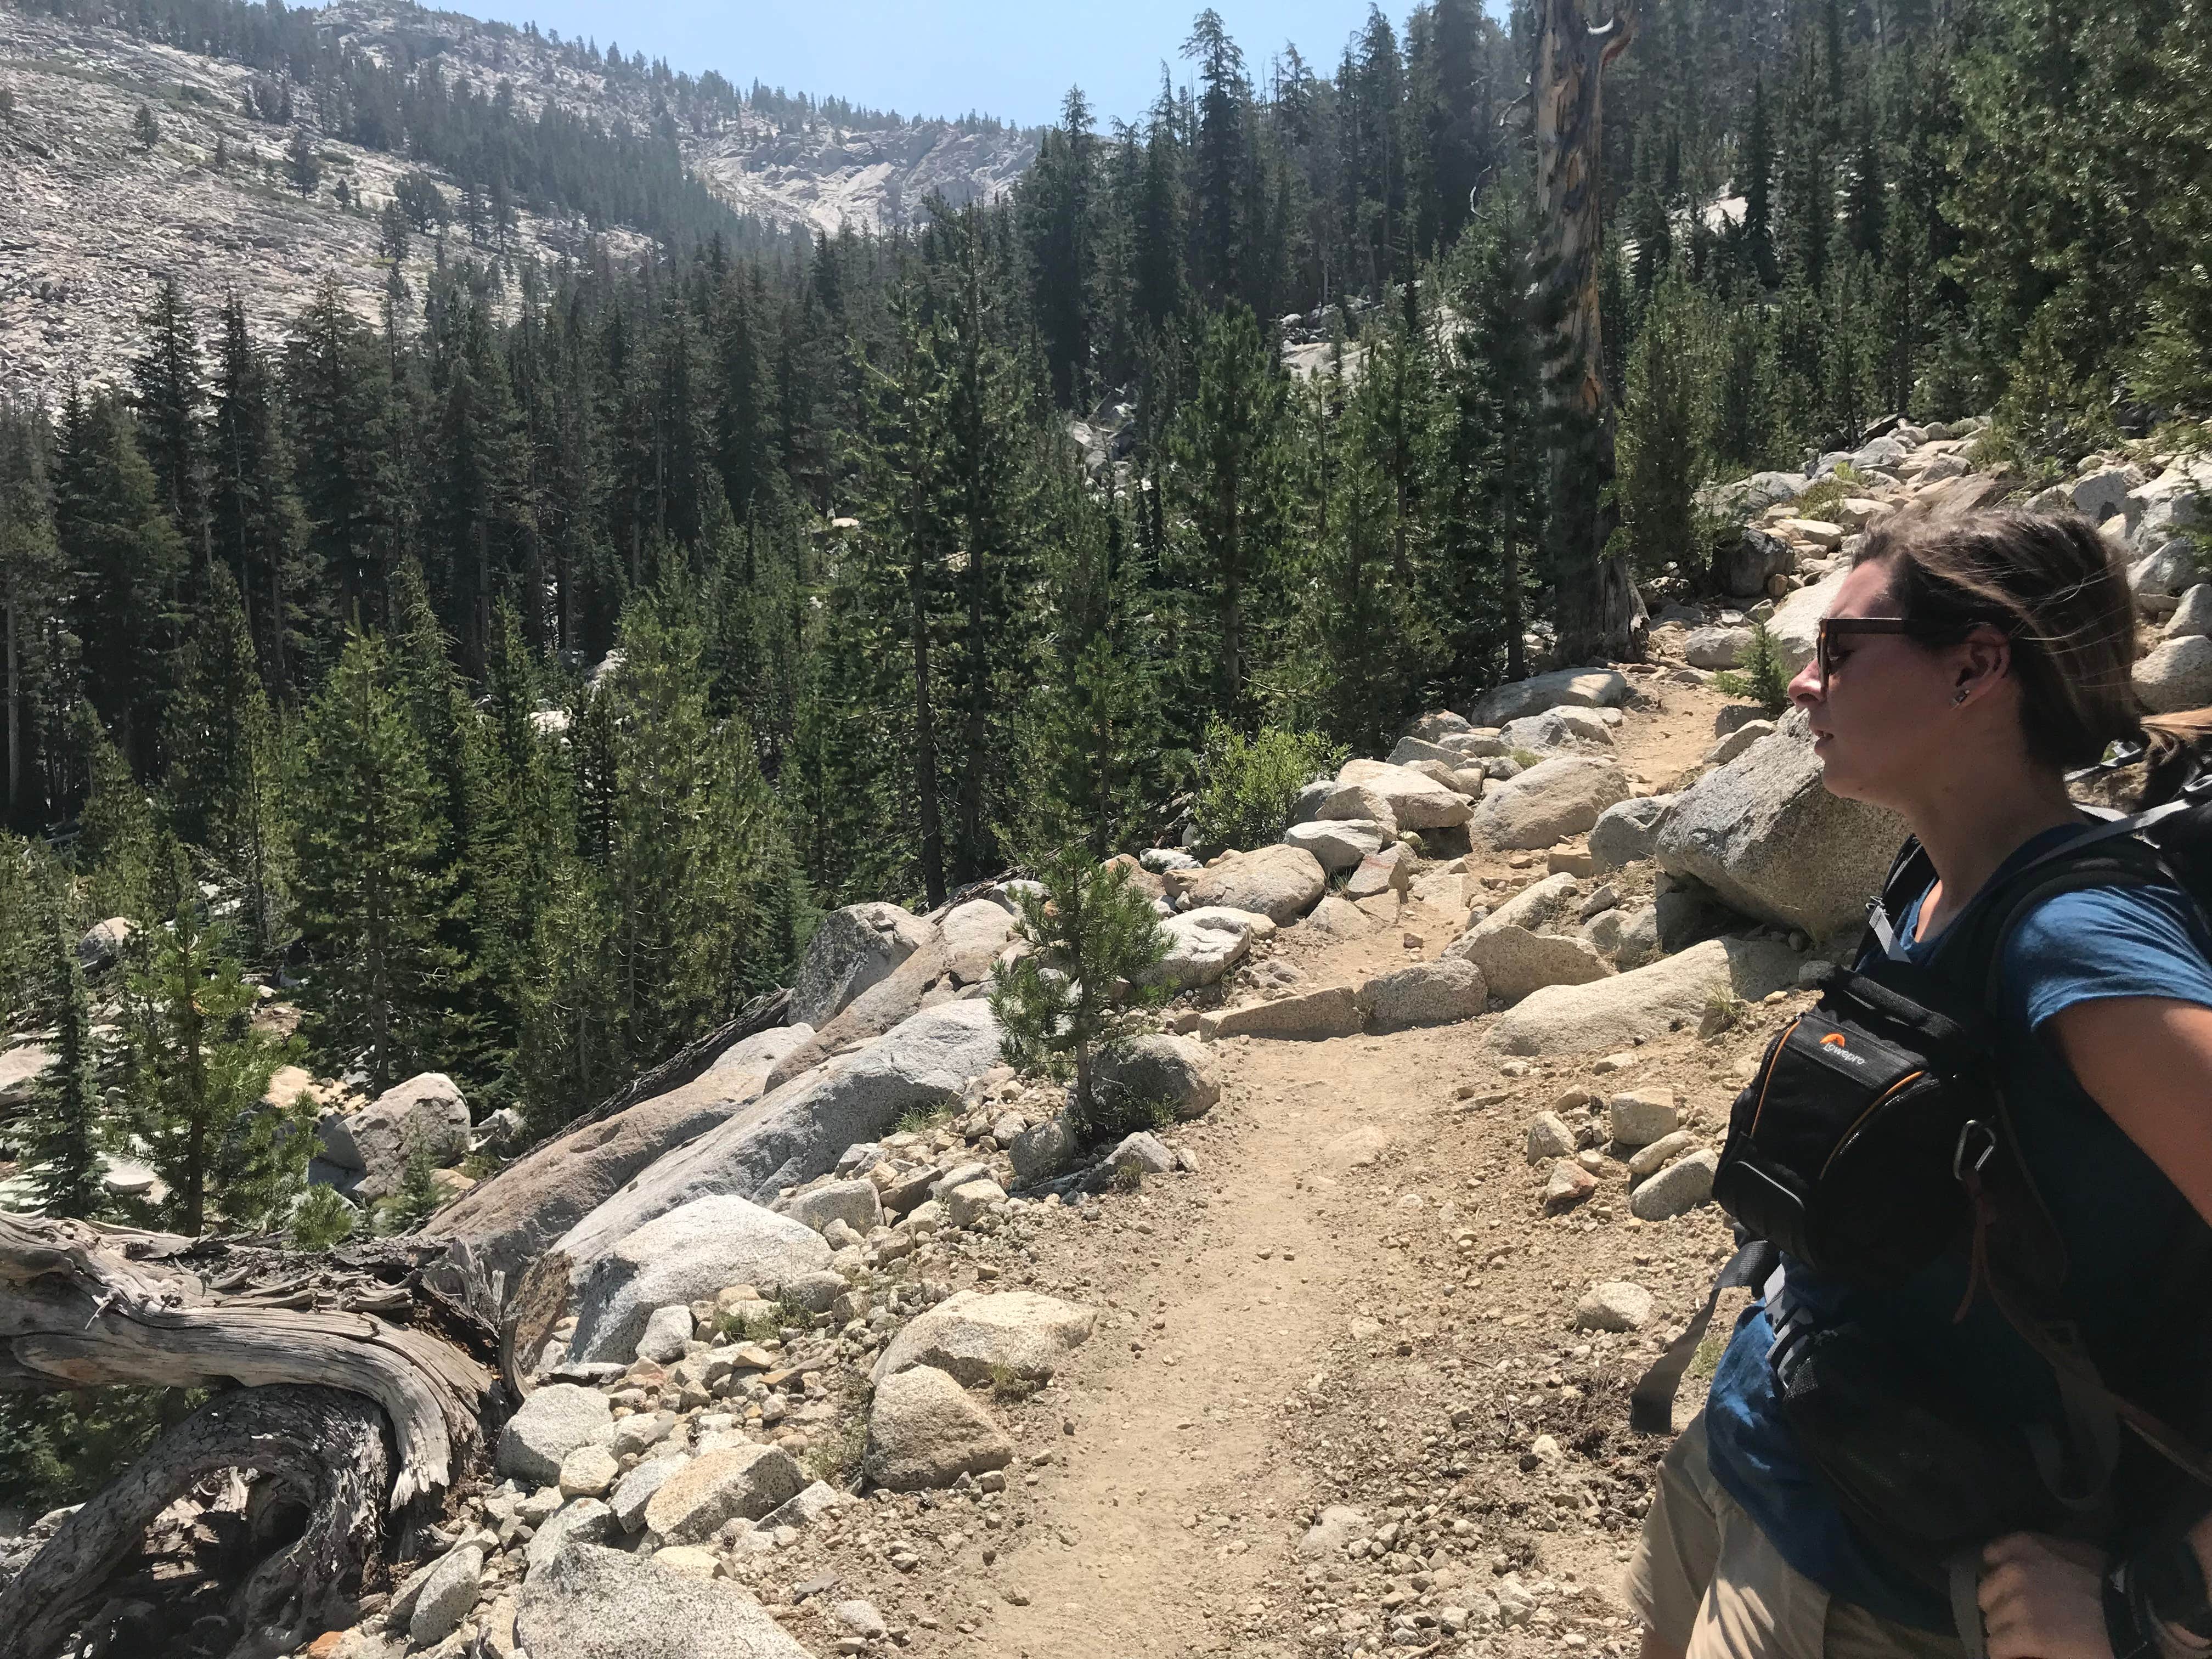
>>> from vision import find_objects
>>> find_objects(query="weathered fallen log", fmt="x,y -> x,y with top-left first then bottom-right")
0,1385 -> 390,1659
0,1212 -> 501,1659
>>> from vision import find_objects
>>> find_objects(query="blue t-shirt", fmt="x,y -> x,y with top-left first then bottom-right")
1703,824 -> 2212,1629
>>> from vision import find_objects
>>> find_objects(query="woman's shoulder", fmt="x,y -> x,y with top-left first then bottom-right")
2000,878 -> 2212,1031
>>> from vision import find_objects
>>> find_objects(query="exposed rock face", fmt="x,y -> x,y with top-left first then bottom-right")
1653,710 -> 1905,940
790,902 -> 935,1028
1589,796 -> 1675,871
1488,938 -> 1803,1056
313,1072 -> 470,1203
1470,669 -> 1629,727
1174,845 -> 1327,924
872,1288 -> 1098,1386
424,1023 -> 814,1291
0,2 -> 1036,398
1091,1035 -> 1221,1120
1283,819 -> 1390,874
2135,635 -> 2212,713
642,1444 -> 805,1544
496,1384 -> 614,1487
1199,986 -> 1363,1041
1469,758 -> 1632,851
1768,569 -> 1850,675
566,1195 -> 833,1363
1355,959 -> 1487,1032
1335,759 -> 1476,830
864,1364 -> 1014,1492
1147,908 -> 1259,990
938,899 -> 1018,985
516,1543 -> 816,1659
552,1000 -> 1002,1284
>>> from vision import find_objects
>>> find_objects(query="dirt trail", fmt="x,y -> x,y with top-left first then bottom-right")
979,673 -> 1759,1659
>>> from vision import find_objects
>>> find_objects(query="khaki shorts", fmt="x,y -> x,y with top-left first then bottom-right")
1624,1415 -> 1968,1659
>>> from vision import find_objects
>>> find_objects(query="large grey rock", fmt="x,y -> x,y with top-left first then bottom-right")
1315,781 -> 1399,837
1707,472 -> 1808,519
1472,871 -> 1579,936
2072,466 -> 2143,525
567,1197 -> 832,1364
75,917 -> 134,972
1387,734 -> 1471,769
1105,1131 -> 1175,1175
1583,903 -> 1661,969
2132,541 -> 2200,619
1355,958 -> 1487,1032
938,899 -> 1018,985
2135,635 -> 2212,714
1008,1111 -> 1080,1182
1488,937 -> 1803,1057
315,1072 -> 469,1203
1589,795 -> 1675,872
1338,759 -> 1476,830
1459,927 -> 1611,1003
1684,625 -> 1752,670
643,1444 -> 805,1544
634,1304 -> 694,1365
873,1288 -> 1097,1386
1496,707 -> 1616,757
1406,711 -> 1474,743
410,1544 -> 484,1646
791,902 -> 935,1028
2164,584 -> 2212,639
1768,568 -> 1849,675
865,1364 -> 1015,1491
525,1499 -> 616,1572
1707,720 -> 1775,766
1200,986 -> 1362,1041
611,1453 -> 690,1531
1609,1089 -> 1681,1147
1711,525 -> 1796,599
1284,819 -> 1390,874
763,932 -> 955,1088
1147,907 -> 1257,989
1654,710 -> 1905,939
1304,894 -> 1378,940
1176,844 -> 1328,923
424,1021 -> 814,1291
552,1000 -> 1002,1285
496,1385 -> 614,1487
1630,1150 -> 1721,1221
1470,757 -> 1632,851
1470,668 -> 1629,727
783,1178 -> 883,1238
1092,1034 -> 1220,1120
516,1543 -> 814,1659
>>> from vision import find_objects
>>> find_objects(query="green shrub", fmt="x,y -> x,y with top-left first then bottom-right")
1190,720 -> 1345,851
289,1183 -> 356,1250
1712,622 -> 1791,715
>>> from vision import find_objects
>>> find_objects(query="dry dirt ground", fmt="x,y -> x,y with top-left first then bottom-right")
742,669 -> 1810,1659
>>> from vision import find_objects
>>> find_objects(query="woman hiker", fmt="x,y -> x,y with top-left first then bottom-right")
1629,505 -> 2212,1659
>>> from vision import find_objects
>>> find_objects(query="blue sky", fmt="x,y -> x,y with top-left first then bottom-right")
483,0 -> 1401,129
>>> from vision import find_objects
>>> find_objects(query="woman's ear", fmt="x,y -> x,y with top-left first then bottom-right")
1956,627 -> 2010,701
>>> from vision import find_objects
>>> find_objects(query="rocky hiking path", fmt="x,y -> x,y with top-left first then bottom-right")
957,680 -> 1758,1659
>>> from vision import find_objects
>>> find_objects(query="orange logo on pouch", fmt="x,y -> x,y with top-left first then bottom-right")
1821,1034 -> 1848,1048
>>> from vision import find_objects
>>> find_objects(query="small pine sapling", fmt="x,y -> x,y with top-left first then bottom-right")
1714,620 -> 1791,715
379,1139 -> 445,1234
989,843 -> 1171,1145
289,1184 -> 356,1250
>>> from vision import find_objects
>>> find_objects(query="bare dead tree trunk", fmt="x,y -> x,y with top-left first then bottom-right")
0,1213 -> 500,1659
0,1385 -> 391,1659
1535,0 -> 1649,665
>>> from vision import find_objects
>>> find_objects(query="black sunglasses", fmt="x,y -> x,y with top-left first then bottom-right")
1814,616 -> 1982,681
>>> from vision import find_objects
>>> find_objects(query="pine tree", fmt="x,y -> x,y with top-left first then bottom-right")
122,867 -> 285,1234
287,279 -> 394,625
293,629 -> 459,1090
988,844 -> 1169,1143
162,564 -> 289,955
133,101 -> 159,150
75,707 -> 157,923
1166,302 -> 1286,721
1,398 -> 62,828
53,390 -> 187,776
286,127 -> 320,198
132,275 -> 211,557
1615,266 -> 1717,575
210,293 -> 314,692
1741,75 -> 1779,289
24,916 -> 107,1220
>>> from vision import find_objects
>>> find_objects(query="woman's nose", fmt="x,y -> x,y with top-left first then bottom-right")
1787,657 -> 1822,708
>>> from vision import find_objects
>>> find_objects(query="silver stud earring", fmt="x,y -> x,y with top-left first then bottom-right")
1953,690 -> 1969,705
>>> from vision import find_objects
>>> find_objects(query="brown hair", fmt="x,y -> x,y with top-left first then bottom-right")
1854,502 -> 2144,770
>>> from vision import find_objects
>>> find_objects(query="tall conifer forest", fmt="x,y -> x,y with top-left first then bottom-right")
5,0 -> 2212,1138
